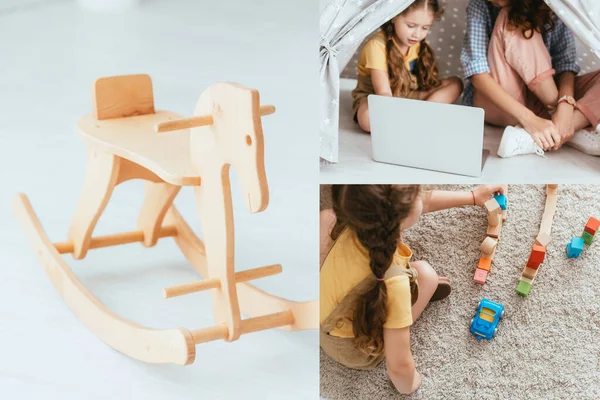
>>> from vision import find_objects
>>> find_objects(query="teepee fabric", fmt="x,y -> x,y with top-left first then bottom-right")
320,0 -> 600,163
320,0 -> 414,163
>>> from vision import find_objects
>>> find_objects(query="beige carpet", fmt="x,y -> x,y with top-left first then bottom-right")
320,184 -> 600,399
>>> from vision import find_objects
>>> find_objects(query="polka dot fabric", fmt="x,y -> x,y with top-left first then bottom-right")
340,0 -> 599,79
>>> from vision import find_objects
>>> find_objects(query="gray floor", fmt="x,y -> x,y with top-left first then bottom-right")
320,78 -> 600,184
0,1 -> 318,398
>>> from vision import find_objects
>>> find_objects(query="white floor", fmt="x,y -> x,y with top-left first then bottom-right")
320,78 -> 600,184
0,1 -> 318,399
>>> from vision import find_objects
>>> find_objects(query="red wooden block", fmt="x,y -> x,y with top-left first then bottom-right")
584,217 -> 600,236
474,268 -> 488,285
526,260 -> 540,270
528,245 -> 546,265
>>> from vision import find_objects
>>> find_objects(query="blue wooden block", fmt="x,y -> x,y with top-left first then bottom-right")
566,237 -> 584,258
493,194 -> 507,210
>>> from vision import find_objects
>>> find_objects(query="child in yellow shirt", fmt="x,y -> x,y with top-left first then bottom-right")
320,184 -> 503,394
352,0 -> 463,132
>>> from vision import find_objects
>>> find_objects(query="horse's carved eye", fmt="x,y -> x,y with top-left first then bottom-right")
212,102 -> 222,117
245,135 -> 252,146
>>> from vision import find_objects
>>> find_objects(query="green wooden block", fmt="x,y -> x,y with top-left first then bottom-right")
516,280 -> 532,296
582,231 -> 594,245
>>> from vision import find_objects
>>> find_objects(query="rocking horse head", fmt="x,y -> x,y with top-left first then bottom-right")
157,82 -> 274,214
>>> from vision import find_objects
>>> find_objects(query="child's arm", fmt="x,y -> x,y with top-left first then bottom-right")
552,72 -> 576,149
371,69 -> 393,97
421,185 -> 505,214
549,21 -> 580,148
384,327 -> 421,394
320,209 -> 337,266
471,74 -> 557,150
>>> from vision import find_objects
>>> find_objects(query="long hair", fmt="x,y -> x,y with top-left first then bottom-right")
331,185 -> 421,355
507,0 -> 555,39
380,0 -> 443,97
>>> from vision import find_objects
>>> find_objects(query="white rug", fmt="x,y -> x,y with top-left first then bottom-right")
320,184 -> 600,399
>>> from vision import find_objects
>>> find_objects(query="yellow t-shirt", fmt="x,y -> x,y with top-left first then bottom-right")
357,30 -> 421,78
320,227 -> 414,338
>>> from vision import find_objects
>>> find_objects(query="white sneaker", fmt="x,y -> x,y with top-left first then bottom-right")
565,126 -> 600,156
497,126 -> 545,158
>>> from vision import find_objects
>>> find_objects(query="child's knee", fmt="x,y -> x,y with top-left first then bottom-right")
357,105 -> 371,132
411,260 -> 438,282
441,77 -> 463,100
452,76 -> 464,90
448,77 -> 464,94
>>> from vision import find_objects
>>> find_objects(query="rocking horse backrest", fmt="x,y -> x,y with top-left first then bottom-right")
190,82 -> 269,213
93,74 -> 155,120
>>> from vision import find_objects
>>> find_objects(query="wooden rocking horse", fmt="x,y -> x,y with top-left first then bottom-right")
13,74 -> 318,365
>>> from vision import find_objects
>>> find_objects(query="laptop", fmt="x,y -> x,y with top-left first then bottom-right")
368,95 -> 488,177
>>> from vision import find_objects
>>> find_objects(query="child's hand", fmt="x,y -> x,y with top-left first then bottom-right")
472,185 -> 505,207
410,371 -> 422,393
522,114 -> 560,151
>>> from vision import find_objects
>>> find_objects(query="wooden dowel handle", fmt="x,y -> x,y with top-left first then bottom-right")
235,264 -> 282,283
163,264 -> 282,299
155,115 -> 214,133
164,278 -> 221,298
54,226 -> 177,254
190,310 -> 294,345
191,324 -> 229,344
240,310 -> 294,335
155,104 -> 276,133
259,104 -> 276,116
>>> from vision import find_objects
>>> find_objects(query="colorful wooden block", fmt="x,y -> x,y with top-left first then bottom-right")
582,231 -> 594,245
584,216 -> 600,236
516,280 -> 532,296
493,194 -> 507,210
478,257 -> 492,271
480,237 -> 498,256
474,268 -> 488,284
487,218 -> 502,238
536,232 -> 551,248
526,245 -> 545,268
566,237 -> 584,258
522,267 -> 538,280
481,246 -> 496,260
484,198 -> 501,214
488,212 -> 501,228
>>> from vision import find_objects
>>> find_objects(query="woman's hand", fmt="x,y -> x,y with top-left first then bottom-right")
521,112 -> 560,151
472,185 -> 505,207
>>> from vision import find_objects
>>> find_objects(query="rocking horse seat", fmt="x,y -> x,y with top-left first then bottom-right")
77,110 -> 201,187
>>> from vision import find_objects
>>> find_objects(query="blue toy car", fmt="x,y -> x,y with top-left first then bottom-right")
470,298 -> 505,340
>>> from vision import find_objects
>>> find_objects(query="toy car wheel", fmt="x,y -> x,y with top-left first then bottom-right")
470,317 -> 474,326
494,327 -> 498,337
500,310 -> 505,319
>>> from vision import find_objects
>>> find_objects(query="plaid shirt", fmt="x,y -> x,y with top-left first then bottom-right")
460,0 -> 580,106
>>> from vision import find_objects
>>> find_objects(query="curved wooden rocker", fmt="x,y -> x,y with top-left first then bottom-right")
13,74 -> 318,365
